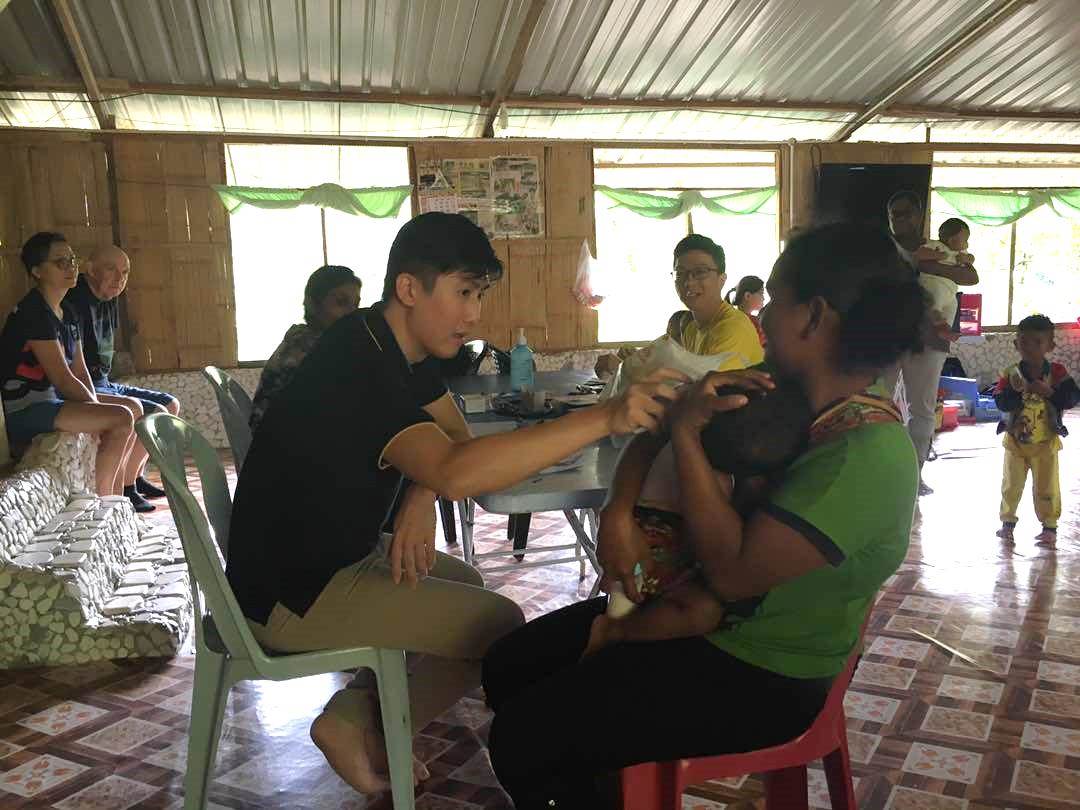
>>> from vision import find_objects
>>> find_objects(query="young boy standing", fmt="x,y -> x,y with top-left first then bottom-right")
994,314 -> 1080,545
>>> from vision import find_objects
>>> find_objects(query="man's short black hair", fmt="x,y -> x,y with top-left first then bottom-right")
1017,313 -> 1055,335
21,232 -> 68,275
700,381 -> 813,478
887,190 -> 923,212
673,234 -> 725,276
382,213 -> 503,302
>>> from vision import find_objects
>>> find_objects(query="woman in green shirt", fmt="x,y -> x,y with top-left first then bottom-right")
483,223 -> 926,810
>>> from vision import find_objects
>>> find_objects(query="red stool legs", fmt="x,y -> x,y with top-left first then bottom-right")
823,722 -> 857,810
764,764 -> 810,809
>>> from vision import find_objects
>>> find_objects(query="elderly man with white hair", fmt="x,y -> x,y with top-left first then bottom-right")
64,245 -> 181,512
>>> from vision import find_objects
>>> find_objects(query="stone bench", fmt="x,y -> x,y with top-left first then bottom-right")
0,432 -> 192,668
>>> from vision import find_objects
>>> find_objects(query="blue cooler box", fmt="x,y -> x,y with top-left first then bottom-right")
974,395 -> 1001,423
939,376 -> 979,404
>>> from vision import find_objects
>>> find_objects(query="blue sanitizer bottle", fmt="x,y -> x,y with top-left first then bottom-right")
510,327 -> 535,392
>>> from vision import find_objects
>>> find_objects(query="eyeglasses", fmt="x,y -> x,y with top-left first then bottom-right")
671,266 -> 718,285
48,256 -> 80,271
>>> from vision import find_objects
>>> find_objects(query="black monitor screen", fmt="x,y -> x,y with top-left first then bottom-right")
814,163 -> 932,231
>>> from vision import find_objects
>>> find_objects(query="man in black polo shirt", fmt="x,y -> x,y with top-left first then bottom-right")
226,213 -> 682,794
65,245 -> 182,511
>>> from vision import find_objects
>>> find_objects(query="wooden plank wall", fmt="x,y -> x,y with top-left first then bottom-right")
113,136 -> 237,371
410,141 -> 597,351
1,132 -> 941,366
0,132 -> 114,319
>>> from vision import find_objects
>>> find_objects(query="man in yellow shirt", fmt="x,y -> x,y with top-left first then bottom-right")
664,234 -> 764,368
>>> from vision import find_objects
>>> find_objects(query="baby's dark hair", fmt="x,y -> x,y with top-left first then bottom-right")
1017,313 -> 1055,336
938,218 -> 969,241
700,381 -> 813,478
778,223 -> 927,374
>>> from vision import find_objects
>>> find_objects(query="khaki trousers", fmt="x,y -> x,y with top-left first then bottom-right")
249,550 -> 524,733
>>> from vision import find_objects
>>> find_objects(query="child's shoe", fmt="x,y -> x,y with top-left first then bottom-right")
1035,527 -> 1057,546
996,523 -> 1015,543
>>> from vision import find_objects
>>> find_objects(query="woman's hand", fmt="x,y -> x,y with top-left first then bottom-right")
604,368 -> 688,435
669,369 -> 774,436
596,506 -> 655,603
915,245 -> 945,262
389,485 -> 437,587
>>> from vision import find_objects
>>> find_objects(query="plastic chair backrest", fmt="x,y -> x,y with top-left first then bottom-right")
202,366 -> 254,469
135,413 -> 268,668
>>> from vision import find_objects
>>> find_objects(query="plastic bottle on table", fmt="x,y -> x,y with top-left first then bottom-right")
510,327 -> 535,393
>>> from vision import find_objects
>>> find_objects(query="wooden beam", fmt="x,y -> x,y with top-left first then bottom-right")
595,162 -> 775,168
1,126 -> 786,153
48,0 -> 113,129
888,104 -> 1080,123
501,94 -> 866,114
2,73 -> 1079,124
480,0 -> 547,138
832,0 -> 1040,142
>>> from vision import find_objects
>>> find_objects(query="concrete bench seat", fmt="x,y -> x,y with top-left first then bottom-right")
0,432 -> 192,668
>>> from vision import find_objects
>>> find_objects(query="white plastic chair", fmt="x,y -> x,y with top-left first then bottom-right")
201,366 -> 254,470
135,413 -> 415,810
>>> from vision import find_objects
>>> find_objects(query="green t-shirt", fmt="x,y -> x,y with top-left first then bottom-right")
707,416 -> 917,679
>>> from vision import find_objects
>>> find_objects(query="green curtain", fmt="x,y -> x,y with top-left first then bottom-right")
934,187 -> 1080,226
1048,189 -> 1080,221
213,183 -> 411,218
595,186 -> 776,219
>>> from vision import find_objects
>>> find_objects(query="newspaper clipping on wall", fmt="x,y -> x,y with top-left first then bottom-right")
416,156 -> 543,238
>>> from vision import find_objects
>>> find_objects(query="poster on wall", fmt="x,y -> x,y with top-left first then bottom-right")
416,156 -> 543,238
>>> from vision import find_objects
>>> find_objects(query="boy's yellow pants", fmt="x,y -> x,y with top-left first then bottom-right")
1000,435 -> 1062,529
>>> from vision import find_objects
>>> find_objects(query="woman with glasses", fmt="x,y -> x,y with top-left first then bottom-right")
0,232 -> 135,497
664,234 -> 764,367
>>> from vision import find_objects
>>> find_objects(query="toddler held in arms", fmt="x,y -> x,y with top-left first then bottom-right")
587,381 -> 813,655
919,217 -> 974,349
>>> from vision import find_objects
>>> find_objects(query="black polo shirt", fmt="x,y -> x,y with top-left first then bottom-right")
64,276 -> 118,383
225,305 -> 448,623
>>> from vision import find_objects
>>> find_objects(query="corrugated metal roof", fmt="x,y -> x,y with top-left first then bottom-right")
516,0 -> 997,103
0,0 -> 1078,142
0,0 -> 532,94
0,90 -> 96,128
903,0 -> 1080,112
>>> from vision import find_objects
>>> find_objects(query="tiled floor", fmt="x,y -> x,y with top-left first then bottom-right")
1,416 -> 1079,809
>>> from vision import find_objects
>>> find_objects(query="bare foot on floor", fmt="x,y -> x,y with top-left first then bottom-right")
310,710 -> 390,793
310,711 -> 430,792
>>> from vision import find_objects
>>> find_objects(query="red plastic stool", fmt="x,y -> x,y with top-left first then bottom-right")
620,638 -> 863,810
958,293 -> 982,336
